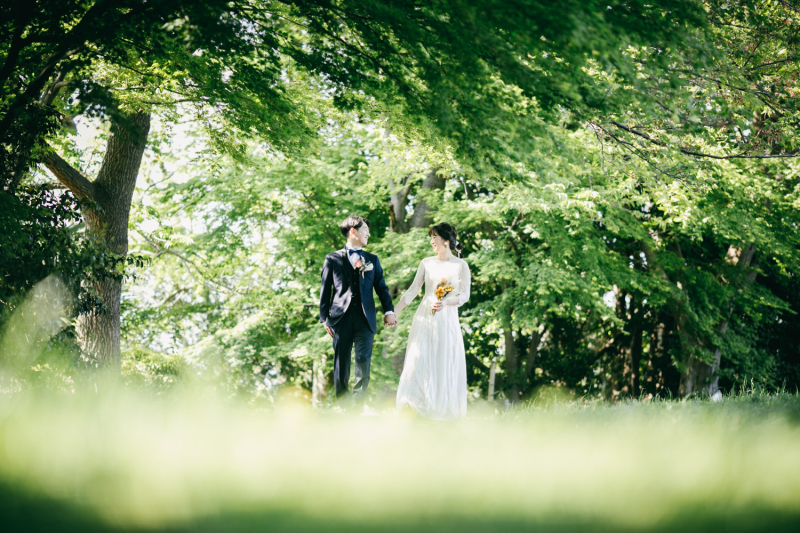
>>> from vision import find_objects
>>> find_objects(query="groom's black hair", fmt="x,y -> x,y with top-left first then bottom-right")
340,215 -> 370,237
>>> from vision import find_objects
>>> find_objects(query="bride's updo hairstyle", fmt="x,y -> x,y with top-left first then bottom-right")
429,222 -> 463,258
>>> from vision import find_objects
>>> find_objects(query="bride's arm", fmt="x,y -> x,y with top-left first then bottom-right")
443,260 -> 471,308
394,260 -> 426,316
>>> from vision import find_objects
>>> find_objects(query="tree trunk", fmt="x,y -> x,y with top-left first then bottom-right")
387,167 -> 447,370
679,244 -> 756,396
524,327 -> 542,380
408,169 -> 444,229
629,325 -> 643,398
388,176 -> 411,234
648,321 -> 666,392
501,304 -> 519,403
605,287 -> 628,399
388,168 -> 445,234
488,358 -> 497,399
679,354 -> 714,396
45,111 -> 150,368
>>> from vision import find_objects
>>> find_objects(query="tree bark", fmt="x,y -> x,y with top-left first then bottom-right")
605,288 -> 628,398
647,321 -> 666,392
408,169 -> 444,229
388,176 -> 411,234
629,325 -> 643,397
488,358 -> 497,399
501,303 -> 519,403
388,168 -> 444,234
679,244 -> 757,396
524,328 -> 542,379
44,111 -> 150,368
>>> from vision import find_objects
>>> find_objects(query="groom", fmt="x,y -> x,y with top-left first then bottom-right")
320,215 -> 397,402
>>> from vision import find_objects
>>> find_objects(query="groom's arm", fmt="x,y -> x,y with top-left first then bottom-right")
319,256 -> 334,325
372,256 -> 394,316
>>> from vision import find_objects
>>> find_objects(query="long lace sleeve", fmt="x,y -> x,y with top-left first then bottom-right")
394,260 -> 426,316
444,260 -> 471,307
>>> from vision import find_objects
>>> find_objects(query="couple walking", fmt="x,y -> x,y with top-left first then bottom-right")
319,215 -> 471,421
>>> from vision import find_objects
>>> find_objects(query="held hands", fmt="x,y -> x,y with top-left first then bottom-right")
324,325 -> 334,338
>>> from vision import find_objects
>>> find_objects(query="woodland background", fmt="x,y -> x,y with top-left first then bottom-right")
3,0 -> 800,404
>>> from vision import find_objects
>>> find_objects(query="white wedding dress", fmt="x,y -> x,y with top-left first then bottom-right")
394,256 -> 471,421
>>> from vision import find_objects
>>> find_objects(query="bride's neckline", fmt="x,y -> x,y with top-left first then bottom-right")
432,255 -> 457,263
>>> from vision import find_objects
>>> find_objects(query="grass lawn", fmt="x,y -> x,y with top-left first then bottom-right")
1,388 -> 798,532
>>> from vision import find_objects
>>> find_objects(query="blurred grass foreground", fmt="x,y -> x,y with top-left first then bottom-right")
1,391 -> 800,532
1,278 -> 800,532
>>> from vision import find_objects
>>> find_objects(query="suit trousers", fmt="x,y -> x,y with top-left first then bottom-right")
331,303 -> 374,401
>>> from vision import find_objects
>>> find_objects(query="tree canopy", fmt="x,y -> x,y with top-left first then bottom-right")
2,0 -> 799,399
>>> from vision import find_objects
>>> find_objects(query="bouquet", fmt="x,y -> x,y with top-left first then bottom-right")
432,278 -> 455,315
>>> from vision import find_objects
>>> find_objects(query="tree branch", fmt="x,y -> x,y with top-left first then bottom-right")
592,332 -> 626,363
43,150 -> 97,200
593,122 -> 680,178
39,73 -> 70,106
0,8 -> 34,91
669,68 -> 779,97
608,120 -> 800,160
609,120 -> 666,146
0,46 -> 83,140
749,57 -> 795,70
776,0 -> 800,16
137,232 -> 239,295
0,0 -> 122,140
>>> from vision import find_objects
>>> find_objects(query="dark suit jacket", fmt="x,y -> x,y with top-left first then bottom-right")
319,248 -> 394,334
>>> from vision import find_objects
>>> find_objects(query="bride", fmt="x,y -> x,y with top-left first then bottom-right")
393,223 -> 471,420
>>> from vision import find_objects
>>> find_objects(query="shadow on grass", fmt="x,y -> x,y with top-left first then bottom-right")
3,482 -> 799,533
